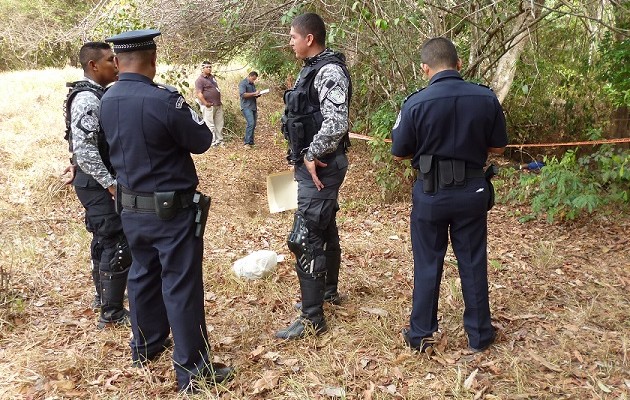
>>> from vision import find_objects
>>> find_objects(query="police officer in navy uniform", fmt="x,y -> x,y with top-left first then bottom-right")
100,29 -> 234,393
391,37 -> 507,353
64,41 -> 131,329
276,13 -> 352,340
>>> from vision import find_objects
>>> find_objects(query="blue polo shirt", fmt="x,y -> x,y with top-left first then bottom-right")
391,70 -> 507,169
100,73 -> 212,193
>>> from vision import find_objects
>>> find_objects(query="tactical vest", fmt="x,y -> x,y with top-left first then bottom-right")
63,81 -> 113,173
282,52 -> 352,164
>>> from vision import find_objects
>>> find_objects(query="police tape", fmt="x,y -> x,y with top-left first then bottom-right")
348,132 -> 630,147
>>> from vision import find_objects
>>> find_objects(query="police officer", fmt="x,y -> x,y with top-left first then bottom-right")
100,29 -> 234,393
391,37 -> 508,352
276,13 -> 352,340
64,41 -> 131,329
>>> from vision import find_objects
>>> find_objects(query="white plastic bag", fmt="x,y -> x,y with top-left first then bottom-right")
232,250 -> 278,280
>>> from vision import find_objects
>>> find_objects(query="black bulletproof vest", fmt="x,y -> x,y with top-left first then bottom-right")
283,52 -> 352,148
64,81 -> 113,174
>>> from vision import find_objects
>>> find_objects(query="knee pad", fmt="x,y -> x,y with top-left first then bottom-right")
287,212 -> 315,274
109,236 -> 131,274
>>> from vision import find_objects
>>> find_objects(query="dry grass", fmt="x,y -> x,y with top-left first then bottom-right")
0,68 -> 629,399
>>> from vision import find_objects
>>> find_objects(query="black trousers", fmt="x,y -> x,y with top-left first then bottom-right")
121,207 -> 210,391
73,171 -> 124,273
294,153 -> 348,274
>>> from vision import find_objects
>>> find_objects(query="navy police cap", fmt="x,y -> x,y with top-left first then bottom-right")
105,29 -> 161,53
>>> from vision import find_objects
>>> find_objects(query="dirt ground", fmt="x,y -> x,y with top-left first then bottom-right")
0,69 -> 629,399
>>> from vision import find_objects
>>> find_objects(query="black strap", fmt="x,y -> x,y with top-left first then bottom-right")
120,190 -> 195,212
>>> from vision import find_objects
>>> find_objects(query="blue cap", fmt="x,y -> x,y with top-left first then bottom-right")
105,29 -> 161,53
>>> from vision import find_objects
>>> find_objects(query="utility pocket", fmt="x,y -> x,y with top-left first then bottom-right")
154,191 -> 178,220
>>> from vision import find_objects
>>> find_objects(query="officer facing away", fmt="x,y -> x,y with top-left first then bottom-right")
64,41 -> 131,329
276,13 -> 352,340
391,37 -> 507,353
100,29 -> 234,393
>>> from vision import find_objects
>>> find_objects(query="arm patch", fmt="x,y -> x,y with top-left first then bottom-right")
325,85 -> 346,105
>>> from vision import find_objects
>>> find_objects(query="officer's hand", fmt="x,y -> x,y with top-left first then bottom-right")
62,164 -> 76,185
304,157 -> 327,191
107,184 -> 116,197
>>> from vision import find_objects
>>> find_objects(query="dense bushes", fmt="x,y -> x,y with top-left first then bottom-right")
503,145 -> 629,223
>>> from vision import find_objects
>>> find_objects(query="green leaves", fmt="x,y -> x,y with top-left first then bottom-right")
506,146 -> 630,223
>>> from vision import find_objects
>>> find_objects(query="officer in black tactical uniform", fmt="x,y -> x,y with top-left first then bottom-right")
64,41 -> 131,329
100,29 -> 234,393
276,13 -> 352,340
391,37 -> 508,353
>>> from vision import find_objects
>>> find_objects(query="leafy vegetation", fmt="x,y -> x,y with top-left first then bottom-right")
504,145 -> 629,223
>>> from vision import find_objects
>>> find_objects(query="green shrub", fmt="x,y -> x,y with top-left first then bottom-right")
505,146 -> 629,223
366,105 -> 414,200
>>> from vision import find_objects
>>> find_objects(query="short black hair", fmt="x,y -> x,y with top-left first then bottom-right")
420,37 -> 458,69
79,42 -> 111,71
291,13 -> 326,46
248,71 -> 258,77
115,49 -> 156,65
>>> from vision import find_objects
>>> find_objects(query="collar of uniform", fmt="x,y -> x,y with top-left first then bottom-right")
304,48 -> 334,67
82,76 -> 105,90
117,72 -> 155,84
428,69 -> 462,85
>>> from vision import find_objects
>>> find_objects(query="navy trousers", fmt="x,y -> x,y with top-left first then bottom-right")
408,177 -> 495,350
121,207 -> 210,390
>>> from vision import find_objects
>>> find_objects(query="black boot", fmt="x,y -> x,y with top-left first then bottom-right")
276,269 -> 327,339
98,269 -> 130,329
294,250 -> 343,310
91,261 -> 101,312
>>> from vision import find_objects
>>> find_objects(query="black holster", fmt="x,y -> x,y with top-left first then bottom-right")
484,164 -> 498,211
193,192 -> 211,238
419,155 -> 437,194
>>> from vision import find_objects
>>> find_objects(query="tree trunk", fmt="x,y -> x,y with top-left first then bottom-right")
491,1 -> 541,103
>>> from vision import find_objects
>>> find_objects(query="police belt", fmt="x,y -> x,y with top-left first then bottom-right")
120,188 -> 195,212
415,168 -> 484,179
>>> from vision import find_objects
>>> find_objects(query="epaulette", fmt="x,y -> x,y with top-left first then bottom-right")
474,82 -> 493,91
154,83 -> 179,93
402,87 -> 425,105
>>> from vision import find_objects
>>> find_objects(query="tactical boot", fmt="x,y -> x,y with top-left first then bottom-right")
91,261 -> 101,312
294,250 -> 343,310
98,270 -> 130,329
276,271 -> 327,340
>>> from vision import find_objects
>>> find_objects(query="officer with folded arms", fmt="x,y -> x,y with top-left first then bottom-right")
100,29 -> 234,393
391,37 -> 507,353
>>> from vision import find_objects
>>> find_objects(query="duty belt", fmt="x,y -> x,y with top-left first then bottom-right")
415,168 -> 484,179
120,189 -> 195,212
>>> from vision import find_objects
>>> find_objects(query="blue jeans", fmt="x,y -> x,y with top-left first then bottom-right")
242,108 -> 257,145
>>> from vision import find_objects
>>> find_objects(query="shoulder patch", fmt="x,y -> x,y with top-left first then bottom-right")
392,111 -> 402,130
326,86 -> 346,105
78,113 -> 99,133
189,108 -> 204,125
176,96 -> 185,109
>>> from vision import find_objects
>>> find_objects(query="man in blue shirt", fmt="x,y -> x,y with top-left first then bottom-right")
391,37 -> 507,353
238,71 -> 260,146
100,29 -> 234,393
